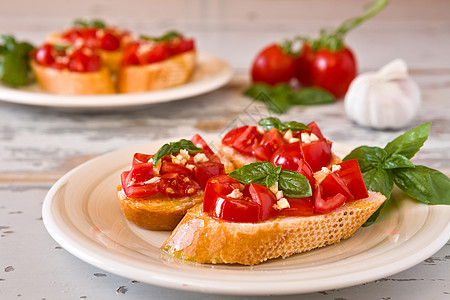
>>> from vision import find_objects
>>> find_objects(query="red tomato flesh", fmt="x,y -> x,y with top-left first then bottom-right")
252,128 -> 286,161
335,160 -> 369,200
271,142 -> 303,171
279,197 -> 314,216
300,139 -> 332,172
248,183 -> 278,220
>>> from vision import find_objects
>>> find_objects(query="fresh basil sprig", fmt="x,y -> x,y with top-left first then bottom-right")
73,19 -> 106,28
244,83 -> 335,114
344,122 -> 450,226
228,161 -> 312,198
140,31 -> 182,42
0,35 -> 34,86
152,139 -> 203,165
259,117 -> 310,132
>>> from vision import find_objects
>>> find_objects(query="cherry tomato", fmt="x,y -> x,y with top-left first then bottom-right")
251,43 -> 296,86
279,197 -> 314,216
137,42 -> 170,64
300,139 -> 332,172
160,162 -> 193,177
33,44 -> 55,66
335,160 -> 369,200
248,183 -> 278,220
230,126 -> 262,156
120,163 -> 158,198
132,153 -> 153,166
296,159 -> 315,189
68,48 -> 102,72
158,173 -> 200,198
222,126 -> 249,146
311,47 -> 357,98
252,128 -> 286,161
121,42 -> 140,66
168,38 -> 195,55
314,185 -> 347,214
99,31 -> 121,51
271,142 -> 303,171
294,43 -> 315,86
194,161 -> 225,189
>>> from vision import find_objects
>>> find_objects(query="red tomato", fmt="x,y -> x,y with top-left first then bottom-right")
296,159 -> 315,189
99,31 -> 121,51
314,185 -> 347,213
335,160 -> 369,200
222,126 -> 249,146
194,161 -> 225,189
304,121 -> 325,140
120,163 -> 158,198
251,43 -> 296,86
294,43 -> 315,86
279,197 -> 314,216
271,142 -> 303,171
132,153 -> 153,166
231,126 -> 262,156
211,196 -> 260,223
121,42 -> 140,66
252,128 -> 287,161
248,183 -> 278,220
191,134 -> 214,157
160,162 -> 193,177
300,139 -> 332,172
34,44 -> 55,66
168,38 -> 195,55
203,175 -> 242,212
311,47 -> 357,98
319,172 -> 354,202
137,42 -> 169,64
158,173 -> 200,198
68,48 -> 102,72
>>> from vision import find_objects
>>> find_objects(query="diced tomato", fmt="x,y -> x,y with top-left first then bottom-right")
296,159 -> 315,189
194,161 -> 225,189
304,121 -> 325,140
191,134 -> 214,156
34,44 -> 55,66
160,162 -> 193,177
137,42 -> 170,64
313,185 -> 347,213
248,183 -> 278,220
231,126 -> 262,156
79,28 -> 99,48
252,128 -> 286,161
203,175 -> 242,212
99,31 -> 121,51
158,173 -> 200,198
335,160 -> 369,200
279,197 -> 314,216
300,139 -> 332,172
120,163 -> 158,197
68,47 -> 102,72
320,172 -> 354,201
168,38 -> 195,55
210,196 -> 260,223
121,42 -> 140,66
133,153 -> 153,166
271,142 -> 303,171
222,126 -> 250,146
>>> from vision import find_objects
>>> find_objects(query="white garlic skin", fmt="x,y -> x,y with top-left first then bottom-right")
344,59 -> 421,130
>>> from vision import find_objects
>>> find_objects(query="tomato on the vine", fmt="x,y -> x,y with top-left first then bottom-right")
251,43 -> 296,86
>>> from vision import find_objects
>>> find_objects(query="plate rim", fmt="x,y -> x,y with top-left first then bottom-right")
0,52 -> 232,109
42,138 -> 450,295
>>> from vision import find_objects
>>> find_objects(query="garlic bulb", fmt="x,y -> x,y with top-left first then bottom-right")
344,59 -> 421,129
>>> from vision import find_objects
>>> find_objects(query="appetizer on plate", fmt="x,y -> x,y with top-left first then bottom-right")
117,31 -> 196,93
117,134 -> 224,230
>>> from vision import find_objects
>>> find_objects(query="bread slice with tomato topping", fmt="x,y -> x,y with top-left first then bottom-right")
162,191 -> 385,265
117,135 -> 225,230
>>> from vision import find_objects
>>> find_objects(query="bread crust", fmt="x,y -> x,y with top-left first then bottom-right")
31,61 -> 115,95
116,185 -> 204,230
162,191 -> 386,265
117,50 -> 196,93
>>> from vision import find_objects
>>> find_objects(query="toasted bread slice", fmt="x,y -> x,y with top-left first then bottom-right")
162,191 -> 385,265
116,186 -> 204,230
117,50 -> 196,93
31,61 -> 115,95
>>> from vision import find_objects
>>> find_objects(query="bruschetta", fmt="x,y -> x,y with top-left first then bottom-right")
162,159 -> 385,265
117,134 -> 224,230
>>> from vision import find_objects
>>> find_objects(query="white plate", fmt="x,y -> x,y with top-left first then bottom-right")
42,138 -> 450,295
0,52 -> 232,110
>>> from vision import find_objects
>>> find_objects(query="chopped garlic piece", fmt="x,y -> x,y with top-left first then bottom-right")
187,187 -> 196,194
289,137 -> 300,143
185,164 -> 195,170
179,149 -> 190,160
276,190 -> 284,200
301,132 -> 311,143
274,198 -> 290,210
227,189 -> 243,199
310,133 -> 319,142
194,153 -> 209,163
143,177 -> 161,184
196,143 -> 204,149
269,182 -> 279,194
283,130 -> 293,141
331,164 -> 342,172
172,154 -> 187,166
153,160 -> 161,175
313,167 -> 332,185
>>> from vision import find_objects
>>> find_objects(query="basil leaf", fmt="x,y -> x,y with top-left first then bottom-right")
278,170 -> 312,198
288,87 -> 335,105
0,36 -> 34,86
393,166 -> 450,205
344,146 -> 387,172
381,154 -> 415,169
384,122 -> 431,159
244,83 -> 291,114
228,161 -> 274,184
258,117 -> 309,132
363,168 -> 394,199
73,19 -> 106,28
266,173 -> 279,189
152,139 -> 203,165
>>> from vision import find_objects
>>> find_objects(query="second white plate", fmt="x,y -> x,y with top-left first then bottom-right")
0,52 -> 232,110
42,138 -> 450,295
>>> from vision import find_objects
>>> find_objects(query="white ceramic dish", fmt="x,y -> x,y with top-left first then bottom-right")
42,138 -> 450,295
0,52 -> 232,110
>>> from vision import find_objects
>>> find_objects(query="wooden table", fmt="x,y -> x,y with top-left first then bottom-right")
1,0 -> 449,299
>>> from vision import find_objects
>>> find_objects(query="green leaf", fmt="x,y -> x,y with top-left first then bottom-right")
362,203 -> 385,227
393,166 -> 450,205
228,161 -> 274,185
152,139 -> 203,165
73,19 -> 106,28
288,87 -> 335,105
384,122 -> 431,159
258,117 -> 310,132
266,174 -> 279,189
278,170 -> 312,198
0,35 -> 34,86
363,168 -> 394,199
381,154 -> 415,169
344,146 -> 387,172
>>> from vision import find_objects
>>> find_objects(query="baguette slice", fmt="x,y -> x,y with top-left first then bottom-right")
117,50 -> 196,93
31,61 -> 115,95
116,186 -> 204,230
162,191 -> 386,265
